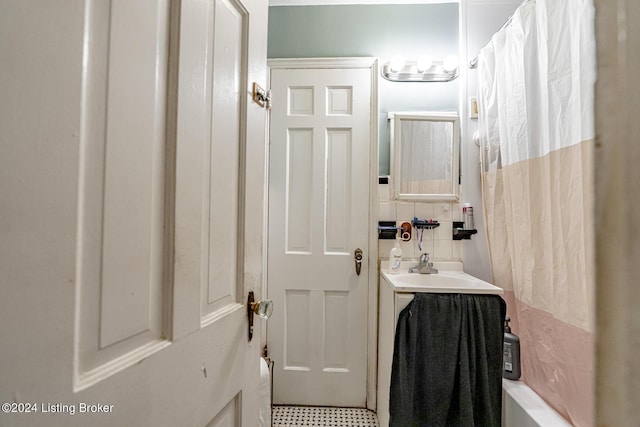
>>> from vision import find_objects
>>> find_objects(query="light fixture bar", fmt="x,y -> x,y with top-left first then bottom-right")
381,59 -> 459,82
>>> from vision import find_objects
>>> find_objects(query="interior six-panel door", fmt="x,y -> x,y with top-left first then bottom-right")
76,0 -> 270,424
268,65 -> 372,407
0,0 -> 268,425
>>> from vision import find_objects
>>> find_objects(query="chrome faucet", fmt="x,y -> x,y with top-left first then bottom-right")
408,253 -> 438,274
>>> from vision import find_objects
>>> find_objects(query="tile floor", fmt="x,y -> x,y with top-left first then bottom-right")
272,405 -> 379,427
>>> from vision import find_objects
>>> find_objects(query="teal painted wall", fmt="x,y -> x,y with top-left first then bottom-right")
268,4 -> 459,175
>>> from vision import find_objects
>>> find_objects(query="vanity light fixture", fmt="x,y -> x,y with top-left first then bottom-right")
382,54 -> 459,82
416,55 -> 433,72
442,54 -> 459,72
389,55 -> 406,72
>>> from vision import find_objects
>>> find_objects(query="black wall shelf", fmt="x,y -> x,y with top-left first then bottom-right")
453,221 -> 478,240
378,221 -> 399,239
412,217 -> 440,230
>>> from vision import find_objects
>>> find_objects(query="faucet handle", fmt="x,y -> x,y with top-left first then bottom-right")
420,253 -> 430,262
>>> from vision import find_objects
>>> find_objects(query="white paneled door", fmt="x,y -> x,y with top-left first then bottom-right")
268,60 -> 375,407
0,0 -> 267,426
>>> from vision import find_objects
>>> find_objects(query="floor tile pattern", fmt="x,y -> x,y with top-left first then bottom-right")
272,405 -> 379,427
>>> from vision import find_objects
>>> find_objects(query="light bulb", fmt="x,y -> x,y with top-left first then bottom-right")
389,55 -> 406,73
416,55 -> 433,72
443,54 -> 459,72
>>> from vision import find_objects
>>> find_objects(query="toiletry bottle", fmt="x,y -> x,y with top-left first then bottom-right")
389,238 -> 402,274
463,203 -> 474,230
503,316 -> 521,380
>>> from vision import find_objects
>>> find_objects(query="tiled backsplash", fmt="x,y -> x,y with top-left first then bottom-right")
378,183 -> 464,261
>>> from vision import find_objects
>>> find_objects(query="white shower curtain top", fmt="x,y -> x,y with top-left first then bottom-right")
477,0 -> 595,169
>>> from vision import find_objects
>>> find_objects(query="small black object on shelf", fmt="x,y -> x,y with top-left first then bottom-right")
453,221 -> 478,240
378,221 -> 400,239
412,217 -> 440,230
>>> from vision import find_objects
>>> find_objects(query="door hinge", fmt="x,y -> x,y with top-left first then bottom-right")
252,82 -> 271,109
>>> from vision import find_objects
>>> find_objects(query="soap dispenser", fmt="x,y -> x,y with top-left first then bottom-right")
389,238 -> 402,274
503,316 -> 521,380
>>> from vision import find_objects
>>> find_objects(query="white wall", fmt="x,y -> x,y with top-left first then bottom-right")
459,0 -> 520,281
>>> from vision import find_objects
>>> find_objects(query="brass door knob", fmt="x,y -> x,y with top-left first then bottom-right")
354,248 -> 363,276
251,299 -> 274,320
247,291 -> 273,341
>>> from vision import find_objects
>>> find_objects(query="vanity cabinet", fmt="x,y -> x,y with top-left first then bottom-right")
376,262 -> 503,427
377,275 -> 414,427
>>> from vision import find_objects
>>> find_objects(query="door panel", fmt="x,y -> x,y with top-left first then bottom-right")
268,65 -> 372,407
75,0 -> 170,385
0,0 -> 268,424
286,128 -> 314,254
200,0 -> 245,322
205,394 -> 241,427
326,128 -> 353,253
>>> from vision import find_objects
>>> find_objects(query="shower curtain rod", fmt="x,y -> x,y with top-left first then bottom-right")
467,0 -> 534,69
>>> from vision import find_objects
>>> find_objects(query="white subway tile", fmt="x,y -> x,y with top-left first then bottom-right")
414,202 -> 434,220
378,202 -> 396,220
435,221 -> 453,240
400,239 -> 415,259
452,241 -> 463,261
413,229 -> 433,257
378,239 -> 395,260
396,202 -> 415,221
433,239 -> 453,260
452,202 -> 464,222
378,184 -> 390,202
435,203 -> 453,221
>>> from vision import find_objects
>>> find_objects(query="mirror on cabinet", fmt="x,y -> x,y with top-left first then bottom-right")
389,111 -> 460,201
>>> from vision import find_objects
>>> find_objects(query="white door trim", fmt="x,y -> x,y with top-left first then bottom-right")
266,57 -> 379,410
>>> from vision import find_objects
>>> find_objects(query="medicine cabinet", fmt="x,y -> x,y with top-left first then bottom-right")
389,111 -> 460,201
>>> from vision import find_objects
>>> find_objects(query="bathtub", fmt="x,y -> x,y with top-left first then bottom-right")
502,379 -> 571,427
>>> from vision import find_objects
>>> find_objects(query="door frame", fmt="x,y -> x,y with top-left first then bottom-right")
264,57 -> 379,410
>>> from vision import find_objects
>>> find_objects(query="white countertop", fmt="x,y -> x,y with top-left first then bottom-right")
380,261 -> 503,295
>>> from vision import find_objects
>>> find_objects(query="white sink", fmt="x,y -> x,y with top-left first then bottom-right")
381,262 -> 503,295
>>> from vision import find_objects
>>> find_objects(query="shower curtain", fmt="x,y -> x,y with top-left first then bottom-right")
476,1 -> 595,426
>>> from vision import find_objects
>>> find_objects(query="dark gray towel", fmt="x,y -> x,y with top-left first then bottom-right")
390,293 -> 506,427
